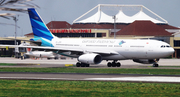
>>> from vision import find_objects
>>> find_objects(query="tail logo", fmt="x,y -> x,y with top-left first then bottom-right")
119,40 -> 126,45
28,8 -> 54,41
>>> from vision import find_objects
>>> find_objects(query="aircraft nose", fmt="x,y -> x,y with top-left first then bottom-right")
168,48 -> 175,55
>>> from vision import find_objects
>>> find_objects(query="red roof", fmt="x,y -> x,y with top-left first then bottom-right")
24,33 -> 33,36
25,21 -> 179,37
116,21 -> 173,36
46,21 -> 71,29
158,24 -> 180,29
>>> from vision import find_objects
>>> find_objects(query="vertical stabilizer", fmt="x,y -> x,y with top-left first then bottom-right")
26,48 -> 32,53
28,8 -> 55,41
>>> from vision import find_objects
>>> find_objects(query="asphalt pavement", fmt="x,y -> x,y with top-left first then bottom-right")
0,57 -> 180,83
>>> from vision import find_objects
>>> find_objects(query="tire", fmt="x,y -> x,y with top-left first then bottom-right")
54,57 -> 58,60
153,63 -> 159,67
116,62 -> 121,67
107,62 -> 112,67
155,64 -> 159,67
81,63 -> 85,67
76,62 -> 81,67
85,64 -> 90,67
21,56 -> 23,60
112,62 -> 116,67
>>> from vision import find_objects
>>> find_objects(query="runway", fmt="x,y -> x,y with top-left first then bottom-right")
0,72 -> 180,83
0,57 -> 180,69
0,57 -> 180,83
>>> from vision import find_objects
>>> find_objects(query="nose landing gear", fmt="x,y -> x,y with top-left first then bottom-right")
152,59 -> 159,67
153,63 -> 159,67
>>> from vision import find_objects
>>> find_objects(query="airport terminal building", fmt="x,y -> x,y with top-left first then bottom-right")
1,4 -> 180,58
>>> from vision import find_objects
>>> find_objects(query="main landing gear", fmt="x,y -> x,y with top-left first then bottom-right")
75,60 -> 121,67
76,62 -> 90,67
107,60 -> 121,67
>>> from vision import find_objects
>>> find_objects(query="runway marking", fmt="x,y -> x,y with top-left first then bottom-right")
65,64 -> 74,66
0,77 -> 72,80
85,76 -> 180,82
0,76 -> 180,83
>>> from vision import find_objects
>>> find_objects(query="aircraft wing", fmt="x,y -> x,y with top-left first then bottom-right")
1,37 -> 42,46
85,50 -> 119,55
0,45 -> 83,52
0,45 -> 119,55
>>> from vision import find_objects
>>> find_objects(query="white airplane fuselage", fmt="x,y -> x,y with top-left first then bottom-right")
51,37 -> 174,60
25,51 -> 56,58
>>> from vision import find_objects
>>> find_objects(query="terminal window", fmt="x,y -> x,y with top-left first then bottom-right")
53,33 -> 102,38
0,40 -> 21,45
174,40 -> 180,47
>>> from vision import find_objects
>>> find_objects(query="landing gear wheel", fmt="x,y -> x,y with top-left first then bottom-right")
76,62 -> 81,67
21,56 -> 23,60
153,63 -> 159,67
107,62 -> 112,67
112,62 -> 116,67
85,64 -> 89,67
107,61 -> 121,67
81,63 -> 85,67
76,62 -> 90,67
116,62 -> 121,67
54,57 -> 58,60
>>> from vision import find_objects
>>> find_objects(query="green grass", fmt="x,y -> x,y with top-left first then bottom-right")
0,67 -> 180,75
0,63 -> 17,66
0,80 -> 179,97
159,66 -> 180,67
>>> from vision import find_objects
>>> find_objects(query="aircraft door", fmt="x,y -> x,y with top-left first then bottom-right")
146,42 -> 154,58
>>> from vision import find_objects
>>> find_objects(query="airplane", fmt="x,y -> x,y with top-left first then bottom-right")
24,48 -> 59,60
18,42 -> 59,60
1,8 -> 175,67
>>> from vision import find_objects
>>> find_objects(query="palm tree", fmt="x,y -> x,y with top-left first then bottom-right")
0,0 -> 39,8
0,0 -> 40,57
0,0 -> 39,18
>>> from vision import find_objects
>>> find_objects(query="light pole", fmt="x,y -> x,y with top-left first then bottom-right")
13,15 -> 18,57
113,15 -> 117,39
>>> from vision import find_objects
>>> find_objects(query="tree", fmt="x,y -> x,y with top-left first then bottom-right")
0,0 -> 39,19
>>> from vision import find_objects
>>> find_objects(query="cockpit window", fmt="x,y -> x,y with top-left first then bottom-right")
161,45 -> 171,48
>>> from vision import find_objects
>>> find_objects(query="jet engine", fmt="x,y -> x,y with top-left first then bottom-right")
78,53 -> 102,64
133,59 -> 159,64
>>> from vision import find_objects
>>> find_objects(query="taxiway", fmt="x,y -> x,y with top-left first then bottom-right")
0,72 -> 180,83
0,57 -> 180,83
0,57 -> 180,69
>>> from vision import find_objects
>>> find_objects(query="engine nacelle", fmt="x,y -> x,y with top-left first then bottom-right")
78,53 -> 102,64
133,59 -> 159,64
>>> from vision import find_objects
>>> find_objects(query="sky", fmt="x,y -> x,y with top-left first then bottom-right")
0,0 -> 180,37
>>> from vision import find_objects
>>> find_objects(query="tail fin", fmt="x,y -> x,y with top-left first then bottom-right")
28,8 -> 54,41
26,48 -> 32,53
